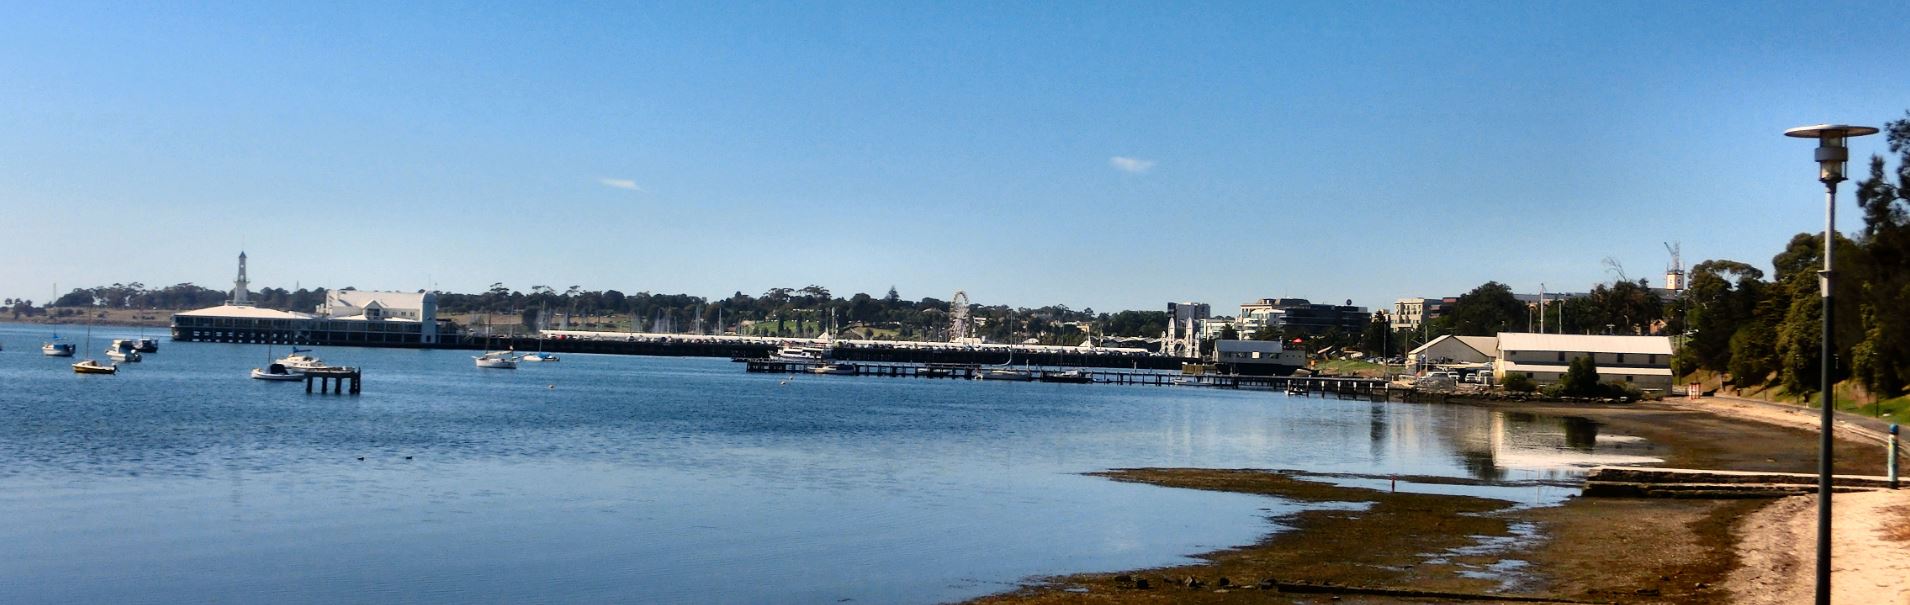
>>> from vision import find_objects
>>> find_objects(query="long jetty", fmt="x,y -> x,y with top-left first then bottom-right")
744,358 -> 1390,397
458,334 -> 1191,370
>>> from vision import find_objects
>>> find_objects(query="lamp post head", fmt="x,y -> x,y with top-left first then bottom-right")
1786,124 -> 1880,183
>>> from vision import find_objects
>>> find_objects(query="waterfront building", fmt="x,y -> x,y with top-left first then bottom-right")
1212,339 -> 1305,376
1391,297 -> 1450,331
1159,302 -> 1209,357
1239,298 -> 1367,336
1407,334 -> 1498,368
1491,333 -> 1674,393
171,253 -> 447,346
1198,317 -> 1236,341
1236,301 -> 1285,335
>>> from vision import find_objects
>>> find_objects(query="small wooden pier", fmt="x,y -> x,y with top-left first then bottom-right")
304,366 -> 361,395
742,359 -> 1388,398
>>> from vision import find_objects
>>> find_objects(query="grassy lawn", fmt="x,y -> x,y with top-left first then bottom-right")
1730,381 -> 1910,422
1317,359 -> 1388,378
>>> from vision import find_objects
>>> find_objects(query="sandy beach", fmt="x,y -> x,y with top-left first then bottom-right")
971,397 -> 1908,604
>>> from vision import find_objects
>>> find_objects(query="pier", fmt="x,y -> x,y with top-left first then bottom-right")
741,359 -> 1389,397
304,367 -> 361,395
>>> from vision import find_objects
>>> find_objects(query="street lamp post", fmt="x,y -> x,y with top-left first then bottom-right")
1784,123 -> 1879,605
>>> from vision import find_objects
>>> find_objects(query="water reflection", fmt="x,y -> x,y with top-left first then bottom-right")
0,322 -> 1667,604
1452,411 -> 1665,482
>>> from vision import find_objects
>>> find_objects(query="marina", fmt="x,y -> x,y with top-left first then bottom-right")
0,320 -> 1667,605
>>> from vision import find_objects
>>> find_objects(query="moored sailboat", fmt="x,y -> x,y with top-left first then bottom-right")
475,350 -> 519,369
72,322 -> 116,374
73,359 -> 118,374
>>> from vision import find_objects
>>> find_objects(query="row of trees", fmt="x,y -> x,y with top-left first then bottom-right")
1353,279 -> 1673,357
444,285 -> 1157,344
28,279 -> 1171,344
1676,111 -> 1910,401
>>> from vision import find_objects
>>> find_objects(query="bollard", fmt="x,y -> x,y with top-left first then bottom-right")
1891,424 -> 1900,490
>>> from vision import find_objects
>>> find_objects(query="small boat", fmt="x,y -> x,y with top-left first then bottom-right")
979,368 -> 1034,381
42,342 -> 76,357
809,362 -> 859,375
1037,369 -> 1092,384
251,363 -> 302,381
133,337 -> 159,353
72,359 -> 117,375
275,349 -> 329,373
71,320 -> 116,374
107,339 -> 143,363
773,345 -> 830,362
474,351 -> 519,369
521,337 -> 560,362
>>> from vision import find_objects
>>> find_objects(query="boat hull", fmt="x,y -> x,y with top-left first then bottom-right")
43,344 -> 76,357
475,352 -> 519,369
1036,372 -> 1092,384
251,368 -> 303,381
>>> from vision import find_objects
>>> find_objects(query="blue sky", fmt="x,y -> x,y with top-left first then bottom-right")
3,1 -> 1907,313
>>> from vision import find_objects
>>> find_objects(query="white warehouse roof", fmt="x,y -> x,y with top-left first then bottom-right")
1495,333 -> 1672,356
175,305 -> 316,320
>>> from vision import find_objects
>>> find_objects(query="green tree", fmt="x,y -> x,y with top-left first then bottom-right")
1770,232 -> 1866,395
1560,355 -> 1602,396
1680,260 -> 1766,372
1850,110 -> 1910,398
1358,311 -> 1390,353
1445,282 -> 1524,336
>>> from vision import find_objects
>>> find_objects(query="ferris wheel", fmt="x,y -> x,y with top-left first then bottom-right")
948,290 -> 972,342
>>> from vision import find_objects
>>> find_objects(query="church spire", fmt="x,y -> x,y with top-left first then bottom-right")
231,251 -> 252,306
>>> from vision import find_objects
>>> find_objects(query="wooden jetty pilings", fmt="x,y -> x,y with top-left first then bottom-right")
742,359 -> 1389,398
304,366 -> 361,395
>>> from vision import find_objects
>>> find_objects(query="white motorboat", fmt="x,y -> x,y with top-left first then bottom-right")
808,362 -> 859,375
42,341 -> 76,357
521,352 -> 560,362
474,351 -> 519,369
251,363 -> 302,381
275,349 -> 329,372
107,339 -> 143,363
773,345 -> 830,362
1036,369 -> 1092,383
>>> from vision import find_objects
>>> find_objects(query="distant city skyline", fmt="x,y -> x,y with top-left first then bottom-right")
4,2 -> 1907,312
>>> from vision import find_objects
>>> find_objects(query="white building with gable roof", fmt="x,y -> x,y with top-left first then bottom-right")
171,253 -> 445,346
1492,333 -> 1674,392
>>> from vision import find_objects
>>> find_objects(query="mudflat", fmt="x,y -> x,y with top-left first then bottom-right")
968,399 -> 1896,604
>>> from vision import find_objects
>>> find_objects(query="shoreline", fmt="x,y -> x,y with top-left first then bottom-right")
968,398 -> 1903,604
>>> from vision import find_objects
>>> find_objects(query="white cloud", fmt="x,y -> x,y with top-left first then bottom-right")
598,178 -> 645,192
1109,156 -> 1156,174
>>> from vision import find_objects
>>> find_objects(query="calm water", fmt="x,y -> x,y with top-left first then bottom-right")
0,323 -> 1659,604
